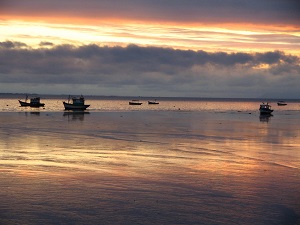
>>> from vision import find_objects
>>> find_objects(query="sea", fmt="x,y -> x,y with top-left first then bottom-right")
0,94 -> 299,225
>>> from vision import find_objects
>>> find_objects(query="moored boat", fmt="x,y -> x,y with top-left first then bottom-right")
259,102 -> 273,115
63,95 -> 90,110
148,100 -> 159,105
277,101 -> 287,106
129,100 -> 142,105
18,95 -> 45,107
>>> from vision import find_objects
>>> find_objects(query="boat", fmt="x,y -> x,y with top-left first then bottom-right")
18,95 -> 45,107
148,100 -> 159,105
277,101 -> 287,106
129,100 -> 142,105
63,95 -> 90,110
259,102 -> 273,115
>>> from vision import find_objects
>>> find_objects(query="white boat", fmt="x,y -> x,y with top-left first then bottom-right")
277,101 -> 287,106
259,102 -> 273,115
148,100 -> 159,105
19,95 -> 45,108
63,95 -> 90,110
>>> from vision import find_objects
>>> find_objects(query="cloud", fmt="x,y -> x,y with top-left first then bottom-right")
0,41 -> 299,97
0,40 -> 27,48
39,41 -> 54,47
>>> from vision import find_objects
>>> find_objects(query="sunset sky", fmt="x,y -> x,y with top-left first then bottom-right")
1,0 -> 300,98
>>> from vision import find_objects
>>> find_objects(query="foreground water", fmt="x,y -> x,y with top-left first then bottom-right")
0,96 -> 299,224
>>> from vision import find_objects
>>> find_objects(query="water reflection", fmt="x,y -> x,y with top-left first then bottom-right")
63,111 -> 90,121
0,111 -> 299,225
24,111 -> 41,116
259,114 -> 273,123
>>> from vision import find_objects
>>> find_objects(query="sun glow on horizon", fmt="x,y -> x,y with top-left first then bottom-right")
1,18 -> 300,55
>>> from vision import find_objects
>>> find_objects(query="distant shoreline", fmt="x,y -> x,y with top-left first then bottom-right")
1,93 -> 300,102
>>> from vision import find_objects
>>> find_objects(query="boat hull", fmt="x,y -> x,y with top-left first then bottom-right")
277,103 -> 287,106
148,101 -> 159,104
19,100 -> 30,107
19,100 -> 45,107
259,109 -> 273,115
63,102 -> 90,110
129,102 -> 142,105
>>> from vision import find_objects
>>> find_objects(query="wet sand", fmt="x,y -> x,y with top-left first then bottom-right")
0,111 -> 299,225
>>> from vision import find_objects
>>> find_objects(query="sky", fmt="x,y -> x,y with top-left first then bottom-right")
0,0 -> 300,98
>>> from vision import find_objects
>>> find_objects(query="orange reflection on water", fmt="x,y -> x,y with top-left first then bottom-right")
0,110 -> 300,224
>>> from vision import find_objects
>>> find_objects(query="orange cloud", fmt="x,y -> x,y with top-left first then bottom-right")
1,15 -> 299,56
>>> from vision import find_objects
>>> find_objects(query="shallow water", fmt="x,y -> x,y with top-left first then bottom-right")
0,96 -> 300,224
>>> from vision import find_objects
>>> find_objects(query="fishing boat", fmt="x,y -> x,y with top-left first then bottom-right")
18,95 -> 45,107
148,100 -> 159,105
259,102 -> 273,115
63,95 -> 90,110
277,101 -> 287,106
129,100 -> 142,105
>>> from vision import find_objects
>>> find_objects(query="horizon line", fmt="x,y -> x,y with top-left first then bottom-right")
1,93 -> 300,101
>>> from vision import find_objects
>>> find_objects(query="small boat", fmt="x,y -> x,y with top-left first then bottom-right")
18,95 -> 45,107
129,100 -> 142,105
259,102 -> 273,115
148,100 -> 159,105
277,101 -> 287,106
63,95 -> 90,110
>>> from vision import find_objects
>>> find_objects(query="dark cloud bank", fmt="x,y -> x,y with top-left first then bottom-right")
0,41 -> 299,98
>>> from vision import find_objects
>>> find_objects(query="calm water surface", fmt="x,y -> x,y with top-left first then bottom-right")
1,94 -> 300,112
0,96 -> 299,224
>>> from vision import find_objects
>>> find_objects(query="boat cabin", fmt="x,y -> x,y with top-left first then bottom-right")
72,96 -> 85,105
260,103 -> 272,110
30,97 -> 41,104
